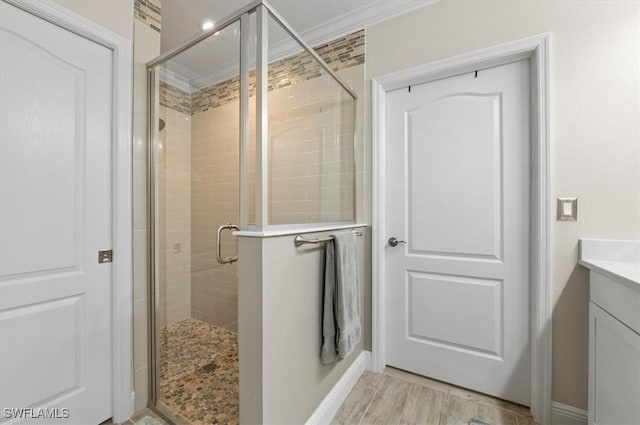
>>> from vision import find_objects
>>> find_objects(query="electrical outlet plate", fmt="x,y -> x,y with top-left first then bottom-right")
557,197 -> 578,221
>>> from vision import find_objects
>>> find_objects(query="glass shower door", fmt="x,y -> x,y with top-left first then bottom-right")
147,4 -> 357,423
148,16 -> 251,425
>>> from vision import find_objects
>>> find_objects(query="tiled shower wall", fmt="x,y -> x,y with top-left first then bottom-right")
190,102 -> 243,330
267,73 -> 356,224
159,30 -> 364,331
157,107 -> 192,328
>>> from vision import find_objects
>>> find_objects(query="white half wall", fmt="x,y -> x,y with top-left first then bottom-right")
238,228 -> 369,424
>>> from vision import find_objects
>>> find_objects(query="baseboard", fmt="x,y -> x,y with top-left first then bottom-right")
551,402 -> 587,425
364,350 -> 372,370
306,350 -> 371,425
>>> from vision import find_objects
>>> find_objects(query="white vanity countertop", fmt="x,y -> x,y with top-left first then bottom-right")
579,239 -> 640,291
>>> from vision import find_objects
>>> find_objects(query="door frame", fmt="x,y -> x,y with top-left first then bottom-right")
1,0 -> 134,422
371,34 -> 551,424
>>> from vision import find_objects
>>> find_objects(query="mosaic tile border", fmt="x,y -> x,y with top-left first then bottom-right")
315,30 -> 365,73
191,30 -> 364,114
159,30 -> 364,115
159,81 -> 191,115
134,0 -> 161,33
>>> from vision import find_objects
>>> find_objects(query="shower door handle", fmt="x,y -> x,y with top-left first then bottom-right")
216,223 -> 240,264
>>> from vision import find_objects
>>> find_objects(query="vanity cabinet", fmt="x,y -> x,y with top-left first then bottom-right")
588,271 -> 640,425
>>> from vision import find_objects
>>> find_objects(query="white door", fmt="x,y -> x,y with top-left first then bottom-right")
0,2 -> 113,423
385,59 -> 531,404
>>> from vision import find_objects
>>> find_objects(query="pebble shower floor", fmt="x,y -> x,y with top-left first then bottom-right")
158,318 -> 238,424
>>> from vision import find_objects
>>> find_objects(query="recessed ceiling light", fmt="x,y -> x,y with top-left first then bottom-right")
202,21 -> 214,31
214,31 -> 220,36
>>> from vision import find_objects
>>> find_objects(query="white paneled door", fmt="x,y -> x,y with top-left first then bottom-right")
385,60 -> 531,405
0,2 -> 113,423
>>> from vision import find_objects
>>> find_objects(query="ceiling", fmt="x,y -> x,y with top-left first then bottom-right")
159,0 -> 434,91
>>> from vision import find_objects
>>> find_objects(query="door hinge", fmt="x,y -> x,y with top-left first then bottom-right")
98,250 -> 113,263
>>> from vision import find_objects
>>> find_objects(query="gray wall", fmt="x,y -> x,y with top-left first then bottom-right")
238,227 -> 370,424
365,0 -> 640,409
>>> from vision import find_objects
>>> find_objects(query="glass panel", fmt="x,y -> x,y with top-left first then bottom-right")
267,14 -> 356,225
151,18 -> 243,423
246,12 -> 257,226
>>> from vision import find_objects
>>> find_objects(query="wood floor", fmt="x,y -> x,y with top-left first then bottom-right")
332,367 -> 539,425
114,368 -> 537,425
102,408 -> 168,425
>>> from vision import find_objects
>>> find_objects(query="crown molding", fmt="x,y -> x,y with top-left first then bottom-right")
301,0 -> 438,48
187,39 -> 305,91
161,0 -> 439,92
159,66 -> 193,92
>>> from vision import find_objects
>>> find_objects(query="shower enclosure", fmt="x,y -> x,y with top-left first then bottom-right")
146,1 -> 356,423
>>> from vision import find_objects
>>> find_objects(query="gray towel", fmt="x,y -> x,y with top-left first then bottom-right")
321,231 -> 361,364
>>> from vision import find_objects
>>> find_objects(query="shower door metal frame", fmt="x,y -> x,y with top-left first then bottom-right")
146,0 -> 358,416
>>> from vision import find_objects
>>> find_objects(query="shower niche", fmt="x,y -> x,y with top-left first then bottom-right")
147,2 -> 356,424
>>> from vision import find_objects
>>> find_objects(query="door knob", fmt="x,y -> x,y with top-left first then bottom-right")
388,237 -> 406,247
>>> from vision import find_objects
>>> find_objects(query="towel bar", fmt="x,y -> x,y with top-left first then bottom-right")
294,229 -> 363,247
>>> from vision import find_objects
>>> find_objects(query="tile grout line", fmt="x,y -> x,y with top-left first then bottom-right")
398,382 -> 418,423
392,369 -> 535,423
342,369 -> 537,425
437,391 -> 451,425
387,368 -> 455,425
356,374 -> 385,425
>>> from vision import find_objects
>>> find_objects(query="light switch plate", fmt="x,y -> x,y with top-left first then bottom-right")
557,197 -> 578,221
